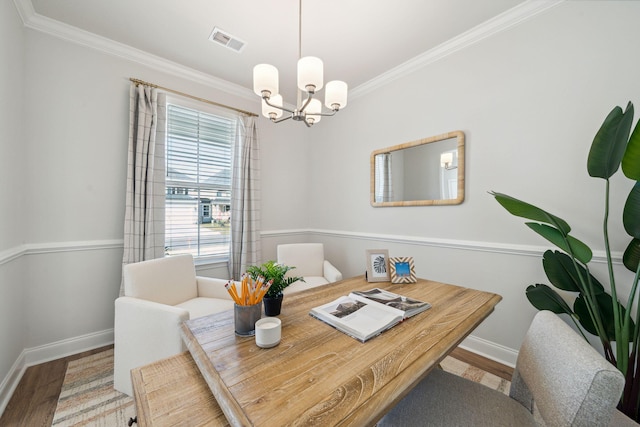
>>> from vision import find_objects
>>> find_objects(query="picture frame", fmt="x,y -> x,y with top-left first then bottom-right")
389,257 -> 417,284
365,249 -> 390,282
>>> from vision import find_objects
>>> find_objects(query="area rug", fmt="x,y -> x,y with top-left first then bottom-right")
440,355 -> 511,395
52,348 -> 134,426
51,349 -> 509,426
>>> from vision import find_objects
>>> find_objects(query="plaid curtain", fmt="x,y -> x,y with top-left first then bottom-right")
120,83 -> 166,295
228,116 -> 261,279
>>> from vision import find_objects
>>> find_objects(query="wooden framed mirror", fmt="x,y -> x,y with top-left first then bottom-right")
370,131 -> 465,207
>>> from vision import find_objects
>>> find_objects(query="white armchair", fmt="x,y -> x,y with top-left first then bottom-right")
277,243 -> 343,294
114,254 -> 234,396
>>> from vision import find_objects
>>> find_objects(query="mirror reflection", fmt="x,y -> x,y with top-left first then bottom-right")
370,131 -> 465,206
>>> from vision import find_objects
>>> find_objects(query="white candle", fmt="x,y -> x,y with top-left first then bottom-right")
258,321 -> 278,329
255,317 -> 282,348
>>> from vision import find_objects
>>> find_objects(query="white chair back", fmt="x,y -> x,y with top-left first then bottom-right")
123,254 -> 198,305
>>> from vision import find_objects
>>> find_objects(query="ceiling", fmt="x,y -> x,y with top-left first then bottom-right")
28,0 -> 528,106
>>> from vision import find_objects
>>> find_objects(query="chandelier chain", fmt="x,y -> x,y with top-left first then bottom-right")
298,0 -> 302,60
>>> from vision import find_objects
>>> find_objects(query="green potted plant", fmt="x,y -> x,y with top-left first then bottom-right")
246,260 -> 304,316
491,101 -> 640,421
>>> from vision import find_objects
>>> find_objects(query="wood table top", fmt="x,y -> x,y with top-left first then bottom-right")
181,276 -> 501,427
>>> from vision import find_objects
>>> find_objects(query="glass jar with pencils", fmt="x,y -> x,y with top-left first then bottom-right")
226,274 -> 272,336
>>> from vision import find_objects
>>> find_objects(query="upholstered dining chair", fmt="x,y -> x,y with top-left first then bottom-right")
114,254 -> 234,396
378,310 -> 633,427
277,243 -> 342,294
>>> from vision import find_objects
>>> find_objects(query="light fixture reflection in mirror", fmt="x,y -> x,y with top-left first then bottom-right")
370,131 -> 465,206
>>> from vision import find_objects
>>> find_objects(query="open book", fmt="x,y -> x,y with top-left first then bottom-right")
309,288 -> 431,342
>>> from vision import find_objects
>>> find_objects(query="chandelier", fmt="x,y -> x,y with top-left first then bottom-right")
252,0 -> 348,127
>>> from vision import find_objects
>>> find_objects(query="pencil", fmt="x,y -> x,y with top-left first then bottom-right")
242,275 -> 249,305
225,281 -> 242,305
255,280 -> 272,303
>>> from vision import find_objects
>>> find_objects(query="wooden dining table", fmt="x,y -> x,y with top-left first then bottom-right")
179,275 -> 501,426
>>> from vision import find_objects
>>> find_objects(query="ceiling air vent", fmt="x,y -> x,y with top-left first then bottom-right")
209,27 -> 246,53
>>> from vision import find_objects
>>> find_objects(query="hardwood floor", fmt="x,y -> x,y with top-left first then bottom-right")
0,345 -> 513,426
0,345 -> 112,426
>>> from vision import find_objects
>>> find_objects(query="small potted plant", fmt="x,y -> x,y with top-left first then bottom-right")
246,261 -> 304,316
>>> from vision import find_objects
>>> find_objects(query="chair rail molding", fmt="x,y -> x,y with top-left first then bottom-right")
261,228 -> 622,265
0,240 -> 125,266
0,230 -> 623,266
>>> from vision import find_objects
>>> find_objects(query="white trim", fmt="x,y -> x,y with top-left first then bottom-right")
261,228 -> 623,265
0,245 -> 27,266
0,350 -> 26,416
460,334 -> 518,368
350,0 -> 563,100
0,329 -> 114,416
12,0 -> 255,103
0,227 -> 623,267
12,0 -> 562,104
23,329 -> 114,366
0,240 -> 124,265
23,239 -> 125,255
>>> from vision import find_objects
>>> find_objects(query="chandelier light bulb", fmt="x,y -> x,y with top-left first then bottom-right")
440,152 -> 454,169
306,98 -> 322,125
262,95 -> 283,120
325,80 -> 348,110
253,64 -> 279,98
251,0 -> 346,127
297,57 -> 324,93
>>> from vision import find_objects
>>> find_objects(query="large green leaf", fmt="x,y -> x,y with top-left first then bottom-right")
574,293 -> 614,341
525,284 -> 574,314
624,182 -> 640,239
574,292 -> 633,342
542,250 -> 604,294
491,192 -> 571,234
623,238 -> 640,272
622,108 -> 640,180
526,223 -> 593,264
588,102 -> 634,179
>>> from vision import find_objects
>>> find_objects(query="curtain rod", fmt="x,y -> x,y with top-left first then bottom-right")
129,78 -> 258,117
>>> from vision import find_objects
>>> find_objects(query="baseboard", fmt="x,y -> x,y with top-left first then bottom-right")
23,329 -> 114,366
0,350 -> 27,416
461,334 -> 518,368
0,329 -> 114,416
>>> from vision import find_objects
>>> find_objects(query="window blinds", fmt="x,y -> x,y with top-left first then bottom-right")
165,104 -> 236,259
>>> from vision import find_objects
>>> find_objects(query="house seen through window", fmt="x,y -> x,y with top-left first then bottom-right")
165,101 -> 236,260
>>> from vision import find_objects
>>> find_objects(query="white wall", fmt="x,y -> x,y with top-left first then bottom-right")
0,0 -> 27,409
3,0 -> 640,411
0,4 -> 302,411
304,1 -> 640,355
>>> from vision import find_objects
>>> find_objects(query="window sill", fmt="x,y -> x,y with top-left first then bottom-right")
193,256 -> 229,268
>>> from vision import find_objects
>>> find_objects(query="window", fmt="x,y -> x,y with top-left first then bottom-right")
165,102 -> 236,260
374,153 -> 393,203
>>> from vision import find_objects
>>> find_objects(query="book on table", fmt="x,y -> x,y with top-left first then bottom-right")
309,288 -> 431,342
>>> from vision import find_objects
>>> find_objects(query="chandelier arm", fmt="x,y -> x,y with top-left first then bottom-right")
298,91 -> 314,113
315,109 -> 339,117
263,96 -> 296,114
272,114 -> 293,123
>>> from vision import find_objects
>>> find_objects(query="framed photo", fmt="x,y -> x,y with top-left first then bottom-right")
365,249 -> 390,282
389,257 -> 417,284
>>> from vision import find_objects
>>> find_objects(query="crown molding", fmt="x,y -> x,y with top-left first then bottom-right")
13,0 -> 563,112
350,0 -> 564,100
12,0 -> 256,102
